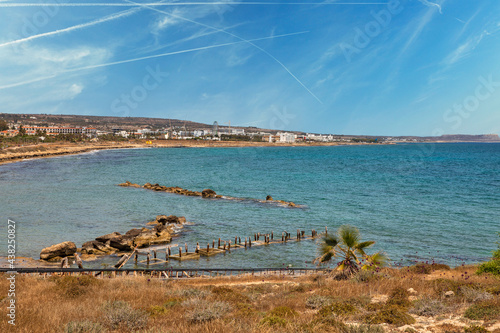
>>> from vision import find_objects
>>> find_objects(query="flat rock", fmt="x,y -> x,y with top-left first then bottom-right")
40,241 -> 77,261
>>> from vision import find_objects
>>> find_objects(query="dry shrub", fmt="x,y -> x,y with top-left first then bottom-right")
306,295 -> 333,309
102,300 -> 148,331
268,305 -> 298,318
185,300 -> 232,323
342,324 -> 385,333
435,323 -> 462,333
64,320 -> 105,333
364,305 -> 416,327
409,297 -> 446,316
409,263 -> 450,274
53,275 -> 100,298
352,270 -> 380,283
386,286 -> 411,308
328,302 -> 357,317
432,278 -> 475,298
464,326 -> 489,333
171,287 -> 210,299
463,298 -> 500,321
461,286 -> 493,303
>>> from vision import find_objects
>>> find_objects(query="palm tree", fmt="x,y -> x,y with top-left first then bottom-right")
314,225 -> 387,275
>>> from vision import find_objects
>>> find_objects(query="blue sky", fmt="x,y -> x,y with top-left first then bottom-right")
0,0 -> 499,136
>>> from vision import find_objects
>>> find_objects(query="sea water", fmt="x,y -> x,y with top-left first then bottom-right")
0,143 -> 498,268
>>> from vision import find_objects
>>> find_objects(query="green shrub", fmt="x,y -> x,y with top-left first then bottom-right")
463,299 -> 500,321
102,300 -> 148,330
268,306 -> 297,318
64,320 -> 105,333
464,326 -> 488,333
163,297 -> 182,308
260,315 -> 288,327
306,295 -> 333,309
476,260 -> 500,276
185,300 -> 231,323
147,305 -> 167,316
365,305 -> 416,326
409,297 -> 446,317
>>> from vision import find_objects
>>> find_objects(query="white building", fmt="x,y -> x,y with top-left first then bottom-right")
278,132 -> 296,143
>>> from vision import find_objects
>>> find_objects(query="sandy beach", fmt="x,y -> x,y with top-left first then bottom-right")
0,140 -> 382,166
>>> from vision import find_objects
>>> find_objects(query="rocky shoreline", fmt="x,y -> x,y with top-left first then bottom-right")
38,214 -> 188,263
119,181 -> 302,208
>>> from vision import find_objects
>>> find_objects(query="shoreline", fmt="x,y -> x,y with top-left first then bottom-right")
0,140 -> 385,166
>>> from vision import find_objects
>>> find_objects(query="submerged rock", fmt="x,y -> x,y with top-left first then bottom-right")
266,195 -> 273,201
202,189 -> 217,198
40,241 -> 77,261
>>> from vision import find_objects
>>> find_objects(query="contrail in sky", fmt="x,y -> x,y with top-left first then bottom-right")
0,31 -> 308,91
0,2 -> 389,8
124,0 -> 323,103
0,8 -> 139,48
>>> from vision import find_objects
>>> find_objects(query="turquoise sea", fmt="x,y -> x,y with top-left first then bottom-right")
0,143 -> 499,269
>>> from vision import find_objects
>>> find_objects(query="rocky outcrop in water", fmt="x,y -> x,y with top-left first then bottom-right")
78,215 -> 187,256
119,181 -> 303,208
40,241 -> 77,261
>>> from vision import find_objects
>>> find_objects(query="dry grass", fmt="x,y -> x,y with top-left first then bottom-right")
0,266 -> 498,333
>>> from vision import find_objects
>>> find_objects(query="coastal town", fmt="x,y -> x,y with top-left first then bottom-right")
2,113 -> 499,144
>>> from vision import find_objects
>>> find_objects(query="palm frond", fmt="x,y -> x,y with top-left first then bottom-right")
323,234 -> 339,247
356,240 -> 375,250
338,225 -> 360,248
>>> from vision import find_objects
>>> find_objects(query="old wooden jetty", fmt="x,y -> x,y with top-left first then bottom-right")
125,227 -> 324,267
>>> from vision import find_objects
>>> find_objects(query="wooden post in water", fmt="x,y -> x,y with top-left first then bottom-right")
207,244 -> 210,253
218,238 -> 221,248
228,241 -> 231,253
325,226 -> 328,235
249,238 -> 252,247
301,230 -> 305,237
238,237 -> 241,244
165,248 -> 169,261
282,232 -> 284,242
235,237 -> 237,245
213,240 -> 215,248
153,250 -> 157,259
179,247 -> 182,258
223,241 -> 226,250
245,237 -> 247,248
196,243 -> 200,254
74,253 -> 84,269
168,246 -> 171,256
135,252 -> 138,263
146,252 -> 150,266
185,243 -> 188,253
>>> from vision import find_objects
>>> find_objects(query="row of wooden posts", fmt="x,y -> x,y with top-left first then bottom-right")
112,227 -> 326,268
